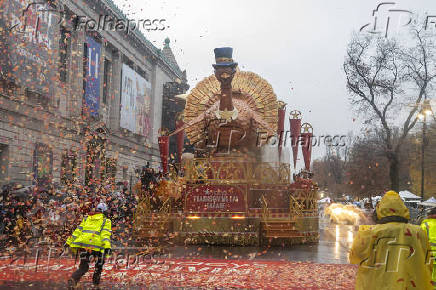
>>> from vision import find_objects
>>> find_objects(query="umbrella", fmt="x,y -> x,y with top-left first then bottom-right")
419,197 -> 436,207
399,190 -> 421,200
425,197 -> 436,203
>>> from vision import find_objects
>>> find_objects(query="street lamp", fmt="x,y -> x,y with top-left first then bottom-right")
418,99 -> 433,200
418,99 -> 433,119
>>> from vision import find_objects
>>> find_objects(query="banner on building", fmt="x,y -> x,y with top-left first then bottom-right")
0,0 -> 58,97
83,36 -> 101,117
120,64 -> 151,137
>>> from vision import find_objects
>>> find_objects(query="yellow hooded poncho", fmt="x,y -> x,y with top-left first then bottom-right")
349,191 -> 433,290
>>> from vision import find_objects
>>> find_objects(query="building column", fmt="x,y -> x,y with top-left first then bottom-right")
149,59 -> 158,147
98,40 -> 106,122
110,50 -> 122,132
71,30 -> 86,118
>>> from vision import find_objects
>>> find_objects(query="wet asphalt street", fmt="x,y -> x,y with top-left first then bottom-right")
167,218 -> 357,264
0,219 -> 357,289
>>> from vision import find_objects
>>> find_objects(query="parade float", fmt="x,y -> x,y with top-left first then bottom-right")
134,48 -> 319,245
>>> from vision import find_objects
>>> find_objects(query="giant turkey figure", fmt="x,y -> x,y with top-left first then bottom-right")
176,47 -> 278,155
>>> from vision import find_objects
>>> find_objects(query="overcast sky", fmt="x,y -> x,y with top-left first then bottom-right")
114,0 -> 436,162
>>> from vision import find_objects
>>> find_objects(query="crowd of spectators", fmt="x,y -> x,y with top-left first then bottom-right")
0,180 -> 138,251
0,162 -> 182,253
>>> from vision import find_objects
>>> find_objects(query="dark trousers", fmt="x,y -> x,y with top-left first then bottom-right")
71,250 -> 105,285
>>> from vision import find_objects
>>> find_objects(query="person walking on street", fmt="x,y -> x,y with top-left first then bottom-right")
349,190 -> 433,290
421,207 -> 436,286
66,202 -> 112,289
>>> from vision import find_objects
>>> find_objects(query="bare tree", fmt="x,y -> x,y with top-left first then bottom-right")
313,137 -> 352,197
342,131 -> 413,199
346,134 -> 390,199
344,23 -> 436,191
409,119 -> 436,197
325,146 -> 346,185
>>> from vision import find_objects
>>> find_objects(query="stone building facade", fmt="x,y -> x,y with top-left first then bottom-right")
0,0 -> 188,188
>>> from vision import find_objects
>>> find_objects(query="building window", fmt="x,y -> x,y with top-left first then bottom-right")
59,27 -> 71,83
85,133 -> 105,186
103,58 -> 111,104
123,166 -> 128,180
0,144 -> 9,186
137,67 -> 148,81
0,80 -> 19,97
105,158 -> 117,180
26,88 -> 49,107
61,150 -> 77,185
33,143 -> 53,188
83,42 -> 88,91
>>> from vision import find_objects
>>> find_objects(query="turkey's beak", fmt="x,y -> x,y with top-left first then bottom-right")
220,72 -> 231,79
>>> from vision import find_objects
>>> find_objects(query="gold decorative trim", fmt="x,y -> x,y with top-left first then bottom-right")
289,110 -> 302,120
301,123 -> 313,134
214,108 -> 239,121
278,101 -> 287,110
183,157 -> 291,184
184,71 -> 278,144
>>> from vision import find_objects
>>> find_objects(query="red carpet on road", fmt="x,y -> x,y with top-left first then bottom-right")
0,257 -> 356,289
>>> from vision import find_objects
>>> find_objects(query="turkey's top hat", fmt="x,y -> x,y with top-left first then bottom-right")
213,47 -> 238,68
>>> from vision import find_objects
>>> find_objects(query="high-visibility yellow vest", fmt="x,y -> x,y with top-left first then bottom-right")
66,213 -> 112,253
421,218 -> 436,250
421,218 -> 436,283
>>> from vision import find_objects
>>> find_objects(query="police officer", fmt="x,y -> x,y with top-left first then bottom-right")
421,207 -> 436,286
67,202 -> 112,289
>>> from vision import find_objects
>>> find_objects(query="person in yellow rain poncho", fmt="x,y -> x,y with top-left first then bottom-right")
421,207 -> 436,286
349,191 -> 433,290
66,203 -> 112,289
